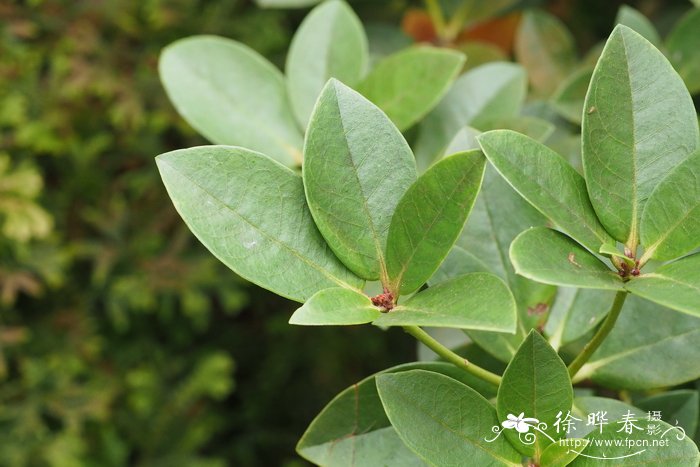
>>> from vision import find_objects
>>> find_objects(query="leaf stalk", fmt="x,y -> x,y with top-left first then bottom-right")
403,325 -> 502,386
567,291 -> 628,378
424,0 -> 448,41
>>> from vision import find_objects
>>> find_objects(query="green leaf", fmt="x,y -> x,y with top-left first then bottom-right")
598,243 -> 635,267
551,67 -> 593,125
625,253 -> 700,317
376,370 -> 522,466
540,439 -> 587,467
459,42 -> 507,71
498,331 -> 573,457
286,0 -> 368,128
297,361 -> 488,466
637,390 -> 699,439
303,79 -> 416,280
428,245 -> 490,285
444,117 -> 554,157
386,150 -> 486,295
615,5 -> 661,46
156,146 -> 362,303
460,176 -> 560,347
641,151 -> 700,262
515,10 -> 577,96
365,24 -> 413,66
483,116 -> 555,143
467,281 -> 555,364
458,165 -> 549,283
582,25 -> 699,245
510,228 -> 624,290
159,36 -> 303,166
437,165 -> 554,362
570,397 -> 700,466
356,46 -> 465,131
478,130 -> 614,252
255,0 -> 320,7
544,288 -> 616,349
288,287 -> 380,325
666,8 -> 700,95
573,395 -> 698,438
572,396 -> 645,437
413,62 -> 527,171
373,273 -> 516,332
443,126 -> 482,154
575,295 -> 700,389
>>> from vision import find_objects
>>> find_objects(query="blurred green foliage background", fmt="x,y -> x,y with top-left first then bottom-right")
0,0 -> 694,465
0,1 -> 417,465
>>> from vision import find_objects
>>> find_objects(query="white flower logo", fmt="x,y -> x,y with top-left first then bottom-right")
502,413 -> 539,433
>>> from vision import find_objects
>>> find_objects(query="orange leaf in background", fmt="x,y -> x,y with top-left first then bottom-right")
460,13 -> 521,54
402,9 -> 437,43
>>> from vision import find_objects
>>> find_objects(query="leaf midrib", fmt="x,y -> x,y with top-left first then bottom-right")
392,160 -> 477,292
630,273 -> 700,294
643,201 -> 700,259
620,29 -> 640,248
490,142 -> 610,249
333,85 -> 387,278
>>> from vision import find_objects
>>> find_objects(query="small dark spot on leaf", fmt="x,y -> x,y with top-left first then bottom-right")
568,253 -> 581,268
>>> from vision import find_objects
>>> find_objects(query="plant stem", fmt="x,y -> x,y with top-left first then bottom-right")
567,291 -> 628,378
403,325 -> 502,386
443,1 -> 471,41
424,0 -> 447,41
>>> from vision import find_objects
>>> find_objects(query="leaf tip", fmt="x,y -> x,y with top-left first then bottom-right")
323,76 -> 346,93
610,22 -> 647,44
154,153 -> 174,175
288,308 -> 303,325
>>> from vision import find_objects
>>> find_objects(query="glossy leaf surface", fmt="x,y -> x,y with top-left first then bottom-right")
386,150 -> 486,294
289,287 -> 380,325
582,25 -> 699,245
373,273 -> 517,332
479,130 -> 613,252
303,79 -> 416,280
498,331 -> 573,457
510,228 -> 624,291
